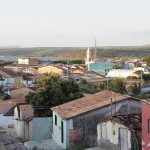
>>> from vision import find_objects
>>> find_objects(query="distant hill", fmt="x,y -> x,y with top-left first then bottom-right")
0,45 -> 150,58
139,44 -> 150,47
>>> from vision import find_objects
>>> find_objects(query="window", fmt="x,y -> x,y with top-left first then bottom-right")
148,119 -> 150,133
55,115 -> 57,126
61,121 -> 64,143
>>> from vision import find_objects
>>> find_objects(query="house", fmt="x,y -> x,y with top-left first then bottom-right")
51,90 -> 141,149
142,100 -> 150,150
14,105 -> 53,141
38,65 -> 67,76
0,95 -> 26,128
0,67 -> 23,87
97,114 -> 141,150
14,105 -> 33,140
88,60 -> 113,76
0,100 -> 15,128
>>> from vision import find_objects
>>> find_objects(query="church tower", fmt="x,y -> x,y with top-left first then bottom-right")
85,47 -> 91,65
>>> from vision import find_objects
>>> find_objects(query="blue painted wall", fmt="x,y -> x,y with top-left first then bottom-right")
32,117 -> 53,141
88,61 -> 113,75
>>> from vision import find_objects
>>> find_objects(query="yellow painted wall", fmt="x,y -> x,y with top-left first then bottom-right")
38,66 -> 63,75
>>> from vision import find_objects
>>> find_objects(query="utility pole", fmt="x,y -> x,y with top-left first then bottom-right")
107,77 -> 109,90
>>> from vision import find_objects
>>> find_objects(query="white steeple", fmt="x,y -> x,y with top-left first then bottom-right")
86,47 -> 91,59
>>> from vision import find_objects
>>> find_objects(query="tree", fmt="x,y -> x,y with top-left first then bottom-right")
128,82 -> 141,96
25,74 -> 84,117
0,85 -> 4,96
110,78 -> 126,94
145,56 -> 150,67
143,74 -> 150,82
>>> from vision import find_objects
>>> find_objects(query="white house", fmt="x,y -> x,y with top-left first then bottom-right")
97,115 -> 141,150
0,97 -> 26,128
0,101 -> 14,128
14,105 -> 33,140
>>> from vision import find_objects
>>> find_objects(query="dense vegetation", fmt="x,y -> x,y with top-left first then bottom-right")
25,74 -> 83,117
53,59 -> 84,64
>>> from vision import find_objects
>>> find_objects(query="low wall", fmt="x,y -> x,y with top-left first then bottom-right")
32,117 -> 53,141
0,114 -> 14,128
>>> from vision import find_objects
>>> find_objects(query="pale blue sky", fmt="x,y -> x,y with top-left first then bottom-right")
0,0 -> 150,47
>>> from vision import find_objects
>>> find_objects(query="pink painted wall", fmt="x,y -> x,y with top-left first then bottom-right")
142,102 -> 150,150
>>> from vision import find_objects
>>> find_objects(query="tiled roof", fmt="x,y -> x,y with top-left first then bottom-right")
0,67 -> 22,78
51,90 -> 140,120
0,96 -> 26,114
10,87 -> 33,95
20,105 -> 33,121
142,99 -> 150,105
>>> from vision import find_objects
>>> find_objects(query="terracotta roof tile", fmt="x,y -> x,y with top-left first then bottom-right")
0,97 -> 26,114
51,90 -> 140,120
20,105 -> 33,121
0,67 -> 22,78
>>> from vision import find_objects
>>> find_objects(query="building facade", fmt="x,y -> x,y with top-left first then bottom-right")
142,101 -> 150,150
88,61 -> 113,75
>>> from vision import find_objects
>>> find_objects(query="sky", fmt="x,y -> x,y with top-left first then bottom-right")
0,0 -> 150,47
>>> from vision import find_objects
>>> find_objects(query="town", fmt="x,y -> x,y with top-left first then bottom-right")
0,0 -> 150,150
0,47 -> 150,150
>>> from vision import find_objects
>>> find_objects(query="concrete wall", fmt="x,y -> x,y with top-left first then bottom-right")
52,112 -> 73,149
32,117 -> 53,141
14,107 -> 25,139
29,121 -> 33,141
14,107 -> 21,136
97,120 -> 131,150
0,114 -> 14,128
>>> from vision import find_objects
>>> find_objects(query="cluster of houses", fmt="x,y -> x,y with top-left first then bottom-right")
0,54 -> 148,91
0,88 -> 150,150
0,54 -> 150,150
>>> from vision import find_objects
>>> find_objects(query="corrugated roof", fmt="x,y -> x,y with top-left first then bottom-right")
106,69 -> 142,78
51,90 -> 139,120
